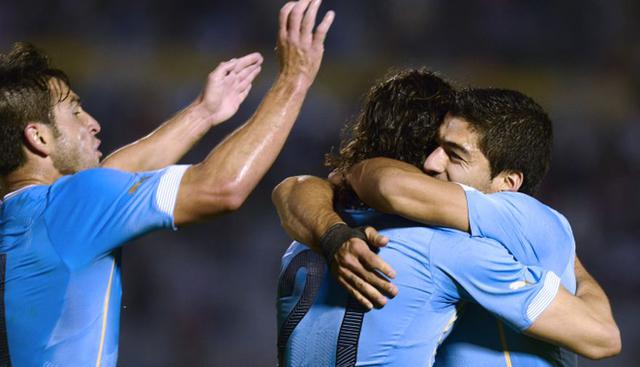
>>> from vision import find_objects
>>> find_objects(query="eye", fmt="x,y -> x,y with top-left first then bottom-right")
446,149 -> 463,162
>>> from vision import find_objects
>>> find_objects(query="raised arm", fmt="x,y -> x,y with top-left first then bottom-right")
346,157 -> 469,231
272,175 -> 397,309
173,0 -> 333,222
101,53 -> 263,172
526,257 -> 621,359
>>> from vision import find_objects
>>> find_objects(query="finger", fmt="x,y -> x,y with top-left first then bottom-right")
336,274 -> 373,310
361,250 -> 397,281
364,226 -> 389,248
288,0 -> 312,38
237,66 -> 261,90
327,169 -> 345,186
279,2 -> 296,40
238,84 -> 252,101
350,256 -> 398,297
233,52 -> 263,73
312,10 -> 335,48
338,264 -> 387,308
236,62 -> 260,81
211,58 -> 238,80
301,0 -> 321,43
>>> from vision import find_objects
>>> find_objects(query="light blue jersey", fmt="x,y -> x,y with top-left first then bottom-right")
435,187 -> 577,367
276,211 -> 562,367
0,165 -> 187,367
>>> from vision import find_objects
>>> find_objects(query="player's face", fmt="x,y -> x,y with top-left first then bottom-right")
48,80 -> 102,174
423,114 -> 497,193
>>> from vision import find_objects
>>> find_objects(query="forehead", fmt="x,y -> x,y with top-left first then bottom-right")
439,115 -> 479,142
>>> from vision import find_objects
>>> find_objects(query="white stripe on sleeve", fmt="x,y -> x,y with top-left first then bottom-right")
155,165 -> 190,217
453,182 -> 477,192
526,271 -> 561,322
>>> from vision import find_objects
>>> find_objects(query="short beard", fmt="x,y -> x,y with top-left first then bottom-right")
50,124 -> 95,175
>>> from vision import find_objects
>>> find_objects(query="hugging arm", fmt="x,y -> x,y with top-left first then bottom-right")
272,175 -> 397,309
101,53 -> 263,172
444,240 -> 620,360
526,257 -> 621,359
345,157 -> 469,231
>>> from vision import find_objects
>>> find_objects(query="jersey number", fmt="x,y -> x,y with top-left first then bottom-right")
277,250 -> 366,367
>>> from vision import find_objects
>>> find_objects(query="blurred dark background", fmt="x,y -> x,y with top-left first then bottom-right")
3,0 -> 638,365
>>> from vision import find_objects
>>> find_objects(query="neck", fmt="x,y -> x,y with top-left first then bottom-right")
1,162 -> 62,198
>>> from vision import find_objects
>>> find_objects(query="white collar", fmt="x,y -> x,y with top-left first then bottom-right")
3,184 -> 37,201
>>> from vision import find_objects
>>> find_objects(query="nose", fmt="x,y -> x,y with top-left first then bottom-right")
423,146 -> 448,176
85,112 -> 101,135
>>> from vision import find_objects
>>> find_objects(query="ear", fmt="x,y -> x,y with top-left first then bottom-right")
491,170 -> 523,192
23,122 -> 55,157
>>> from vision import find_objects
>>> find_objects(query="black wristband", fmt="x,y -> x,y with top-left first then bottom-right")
319,223 -> 367,264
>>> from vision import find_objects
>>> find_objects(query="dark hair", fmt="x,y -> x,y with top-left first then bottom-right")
326,68 -> 454,171
450,88 -> 553,195
0,42 -> 70,175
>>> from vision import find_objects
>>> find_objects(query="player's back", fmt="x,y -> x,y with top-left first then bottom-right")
276,209 -> 554,367
0,183 -> 121,367
277,223 -> 458,367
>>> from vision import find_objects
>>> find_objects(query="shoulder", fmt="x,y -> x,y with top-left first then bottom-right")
495,192 -> 574,245
50,168 -> 138,196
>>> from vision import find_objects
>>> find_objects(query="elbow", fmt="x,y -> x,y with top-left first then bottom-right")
200,180 -> 249,214
219,192 -> 246,212
272,177 -> 296,207
583,324 -> 622,360
597,324 -> 622,359
218,181 -> 250,212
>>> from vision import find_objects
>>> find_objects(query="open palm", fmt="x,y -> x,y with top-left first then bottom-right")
199,52 -> 263,126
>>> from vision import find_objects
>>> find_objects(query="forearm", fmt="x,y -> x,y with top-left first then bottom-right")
348,157 -> 469,231
101,102 -> 213,172
177,76 -> 311,221
272,175 -> 344,250
526,283 -> 621,359
575,257 -> 615,323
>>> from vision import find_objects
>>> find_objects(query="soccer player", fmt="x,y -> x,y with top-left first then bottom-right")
272,70 -> 620,365
0,1 -> 334,366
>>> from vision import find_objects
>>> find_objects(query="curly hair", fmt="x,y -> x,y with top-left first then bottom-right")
0,42 -> 70,175
325,68 -> 454,172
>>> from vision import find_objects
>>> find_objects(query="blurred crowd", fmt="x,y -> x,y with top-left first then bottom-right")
2,0 -> 638,365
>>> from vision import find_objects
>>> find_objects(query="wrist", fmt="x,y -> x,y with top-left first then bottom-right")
275,72 -> 314,92
186,100 -> 219,125
318,223 -> 367,264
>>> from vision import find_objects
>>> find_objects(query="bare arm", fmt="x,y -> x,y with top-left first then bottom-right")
101,53 -> 263,172
526,258 -> 621,359
273,175 -> 343,247
173,0 -> 334,224
346,157 -> 469,231
272,175 -> 398,309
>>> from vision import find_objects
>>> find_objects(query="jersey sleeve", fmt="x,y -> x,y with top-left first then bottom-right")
457,184 -> 574,274
432,236 -> 561,332
44,165 -> 189,264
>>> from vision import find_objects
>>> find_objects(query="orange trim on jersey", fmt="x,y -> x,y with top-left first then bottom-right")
497,319 -> 513,367
95,259 -> 116,367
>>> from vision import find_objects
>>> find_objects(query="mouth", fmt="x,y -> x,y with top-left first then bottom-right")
95,140 -> 102,158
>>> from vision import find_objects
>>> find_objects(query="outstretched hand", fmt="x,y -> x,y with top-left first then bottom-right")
197,52 -> 264,126
277,0 -> 335,87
